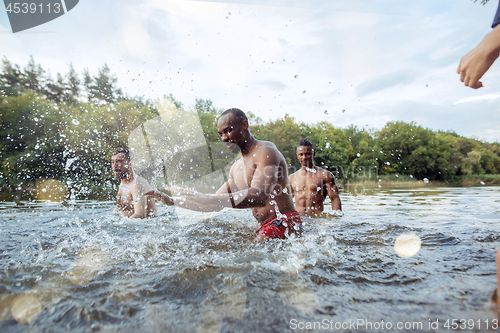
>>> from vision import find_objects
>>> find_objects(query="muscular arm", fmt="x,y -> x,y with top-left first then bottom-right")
324,172 -> 341,211
458,23 -> 500,89
288,174 -> 295,196
153,146 -> 281,212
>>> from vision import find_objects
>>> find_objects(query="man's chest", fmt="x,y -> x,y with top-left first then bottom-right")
293,176 -> 324,193
231,159 -> 256,188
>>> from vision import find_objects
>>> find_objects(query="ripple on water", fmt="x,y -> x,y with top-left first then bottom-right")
0,187 -> 499,331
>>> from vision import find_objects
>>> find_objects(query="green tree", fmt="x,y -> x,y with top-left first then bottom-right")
0,91 -> 64,189
0,57 -> 24,96
309,122 -> 353,180
376,121 -> 454,180
84,64 -> 123,104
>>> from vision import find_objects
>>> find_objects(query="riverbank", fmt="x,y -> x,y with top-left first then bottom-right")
345,174 -> 500,187
1,174 -> 499,202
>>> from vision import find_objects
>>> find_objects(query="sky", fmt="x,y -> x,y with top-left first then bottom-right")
1,0 -> 500,142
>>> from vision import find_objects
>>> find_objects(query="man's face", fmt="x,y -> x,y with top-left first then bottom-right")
296,145 -> 314,168
111,153 -> 131,179
217,115 -> 243,153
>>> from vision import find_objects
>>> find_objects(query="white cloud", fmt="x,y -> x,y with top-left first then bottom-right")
453,94 -> 500,105
1,0 -> 500,141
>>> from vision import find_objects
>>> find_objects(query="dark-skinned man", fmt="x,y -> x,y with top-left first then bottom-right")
145,108 -> 302,241
288,139 -> 341,215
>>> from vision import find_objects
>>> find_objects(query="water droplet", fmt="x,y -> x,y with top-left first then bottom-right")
294,75 -> 298,78
72,119 -> 80,125
302,91 -> 306,94
386,161 -> 390,166
356,153 -> 360,157
480,181 -> 485,185
324,110 -> 328,115
423,178 -> 429,184
342,109 -> 345,113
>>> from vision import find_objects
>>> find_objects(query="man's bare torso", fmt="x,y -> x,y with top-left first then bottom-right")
115,175 -> 157,218
289,166 -> 331,213
228,141 -> 295,223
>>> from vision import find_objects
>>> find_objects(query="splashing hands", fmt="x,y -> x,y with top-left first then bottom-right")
168,187 -> 211,202
144,189 -> 175,206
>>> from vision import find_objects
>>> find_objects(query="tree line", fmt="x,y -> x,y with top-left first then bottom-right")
1,58 -> 499,199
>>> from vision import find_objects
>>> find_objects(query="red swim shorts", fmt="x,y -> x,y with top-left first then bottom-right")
256,211 -> 303,239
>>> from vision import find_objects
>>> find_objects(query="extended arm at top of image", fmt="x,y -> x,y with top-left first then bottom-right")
458,3 -> 500,89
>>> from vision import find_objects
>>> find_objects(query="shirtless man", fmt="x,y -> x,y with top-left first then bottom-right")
288,139 -> 341,215
145,108 -> 302,240
111,148 -> 157,218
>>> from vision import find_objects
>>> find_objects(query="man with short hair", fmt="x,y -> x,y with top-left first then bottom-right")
111,148 -> 157,218
288,139 -> 341,214
146,108 -> 302,240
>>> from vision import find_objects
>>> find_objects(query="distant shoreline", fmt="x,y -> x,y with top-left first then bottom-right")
0,174 -> 499,202
345,174 -> 500,187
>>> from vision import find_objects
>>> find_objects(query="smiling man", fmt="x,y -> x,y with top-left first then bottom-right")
146,108 -> 302,240
111,147 -> 157,218
288,139 -> 341,215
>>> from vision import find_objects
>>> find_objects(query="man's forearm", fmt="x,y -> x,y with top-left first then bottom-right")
175,188 -> 265,211
331,195 -> 342,211
173,197 -> 229,212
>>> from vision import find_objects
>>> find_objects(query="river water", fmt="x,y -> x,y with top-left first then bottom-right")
1,185 -> 500,332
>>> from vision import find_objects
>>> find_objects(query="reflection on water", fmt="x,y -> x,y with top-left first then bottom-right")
0,186 -> 499,332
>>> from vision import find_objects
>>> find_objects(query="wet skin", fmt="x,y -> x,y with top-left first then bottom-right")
146,113 -> 295,224
288,145 -> 341,214
111,153 -> 157,218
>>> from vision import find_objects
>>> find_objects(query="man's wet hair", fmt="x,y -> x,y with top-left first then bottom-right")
298,138 -> 314,147
221,108 -> 248,122
112,147 -> 131,160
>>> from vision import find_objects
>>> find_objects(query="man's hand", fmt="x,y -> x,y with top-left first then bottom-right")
458,25 -> 500,89
144,190 -> 175,205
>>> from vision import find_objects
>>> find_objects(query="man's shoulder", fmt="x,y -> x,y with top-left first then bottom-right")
246,140 -> 285,167
134,175 -> 153,189
253,140 -> 283,158
316,167 -> 335,181
256,140 -> 278,151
